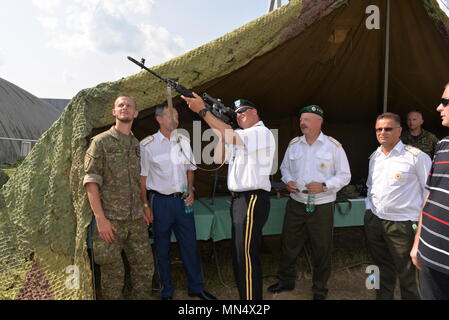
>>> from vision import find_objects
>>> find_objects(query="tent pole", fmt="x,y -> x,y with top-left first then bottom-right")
383,0 -> 391,113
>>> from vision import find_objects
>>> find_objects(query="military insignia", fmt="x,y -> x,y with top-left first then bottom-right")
288,136 -> 300,146
312,106 -> 317,112
328,136 -> 342,147
320,163 -> 326,169
141,135 -> 154,147
136,146 -> 140,158
404,145 -> 421,156
394,173 -> 403,180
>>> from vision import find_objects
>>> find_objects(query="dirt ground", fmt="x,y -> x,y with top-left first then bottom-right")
103,227 -> 405,300
140,228 -> 383,301
150,266 -> 377,300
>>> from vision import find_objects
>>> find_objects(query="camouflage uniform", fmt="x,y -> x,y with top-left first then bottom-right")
401,129 -> 439,159
84,126 -> 153,300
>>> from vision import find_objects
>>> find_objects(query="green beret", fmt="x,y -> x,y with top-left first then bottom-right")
299,105 -> 324,118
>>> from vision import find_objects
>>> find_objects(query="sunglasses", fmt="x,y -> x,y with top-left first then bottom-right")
375,126 -> 400,133
235,106 -> 254,114
442,98 -> 449,107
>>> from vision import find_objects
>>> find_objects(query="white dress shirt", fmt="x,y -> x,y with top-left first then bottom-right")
366,140 -> 432,221
140,130 -> 196,194
280,132 -> 351,205
226,121 -> 276,192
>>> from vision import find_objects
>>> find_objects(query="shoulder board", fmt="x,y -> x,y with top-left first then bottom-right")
178,133 -> 190,142
328,136 -> 342,147
140,135 -> 154,147
288,136 -> 300,146
404,145 -> 421,156
369,150 -> 377,159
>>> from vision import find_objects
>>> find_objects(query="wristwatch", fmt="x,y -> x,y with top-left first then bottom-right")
143,203 -> 149,208
198,108 -> 208,119
322,183 -> 328,192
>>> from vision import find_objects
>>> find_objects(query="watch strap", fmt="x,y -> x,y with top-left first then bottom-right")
198,108 -> 208,118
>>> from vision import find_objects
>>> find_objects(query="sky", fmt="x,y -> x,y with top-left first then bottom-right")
0,0 -> 271,99
0,0 -> 448,100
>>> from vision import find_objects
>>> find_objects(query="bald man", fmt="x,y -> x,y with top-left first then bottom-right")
401,109 -> 439,158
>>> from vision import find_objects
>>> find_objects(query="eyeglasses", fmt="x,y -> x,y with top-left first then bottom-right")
442,98 -> 449,107
235,107 -> 254,114
375,126 -> 400,133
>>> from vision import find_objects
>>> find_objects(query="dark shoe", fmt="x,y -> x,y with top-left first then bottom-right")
152,273 -> 160,291
161,296 -> 173,300
188,290 -> 217,300
267,283 -> 295,293
313,293 -> 326,300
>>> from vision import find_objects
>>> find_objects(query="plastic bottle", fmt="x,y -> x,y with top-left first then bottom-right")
305,193 -> 316,213
182,185 -> 193,214
184,201 -> 193,214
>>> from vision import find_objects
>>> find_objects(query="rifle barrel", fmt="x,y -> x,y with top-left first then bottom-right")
127,56 -> 166,82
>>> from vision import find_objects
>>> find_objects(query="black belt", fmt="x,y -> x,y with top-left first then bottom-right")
231,189 -> 268,199
150,190 -> 184,198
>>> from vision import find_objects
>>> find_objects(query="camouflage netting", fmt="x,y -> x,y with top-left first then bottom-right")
1,0 -> 448,300
0,0 -> 303,299
0,172 -> 8,189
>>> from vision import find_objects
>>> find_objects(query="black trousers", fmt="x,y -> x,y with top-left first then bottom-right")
420,264 -> 449,300
277,199 -> 334,297
230,190 -> 270,300
364,210 -> 420,300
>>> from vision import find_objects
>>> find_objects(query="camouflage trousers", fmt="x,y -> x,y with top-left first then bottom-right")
93,218 -> 154,300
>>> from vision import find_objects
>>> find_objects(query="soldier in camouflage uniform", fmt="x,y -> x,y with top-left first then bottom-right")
84,96 -> 153,300
401,109 -> 439,158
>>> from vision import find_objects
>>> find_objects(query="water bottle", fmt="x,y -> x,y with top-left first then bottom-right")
305,193 -> 316,213
184,201 -> 193,214
182,185 -> 193,214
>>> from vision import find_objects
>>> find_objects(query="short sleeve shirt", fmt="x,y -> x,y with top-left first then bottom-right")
226,121 -> 276,192
83,126 -> 143,220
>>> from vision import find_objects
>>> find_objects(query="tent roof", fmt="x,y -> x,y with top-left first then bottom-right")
0,77 -> 61,163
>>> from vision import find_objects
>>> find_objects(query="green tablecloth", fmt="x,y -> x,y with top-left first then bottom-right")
88,197 -> 366,245
193,197 -> 366,242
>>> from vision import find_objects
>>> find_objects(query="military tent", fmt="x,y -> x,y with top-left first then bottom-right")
0,78 -> 61,164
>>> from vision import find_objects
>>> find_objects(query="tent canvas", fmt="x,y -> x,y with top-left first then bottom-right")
0,78 -> 61,164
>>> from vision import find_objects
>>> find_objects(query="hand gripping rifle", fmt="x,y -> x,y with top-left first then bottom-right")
127,56 -> 238,128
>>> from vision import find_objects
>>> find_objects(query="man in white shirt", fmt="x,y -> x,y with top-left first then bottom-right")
139,105 -> 216,300
267,105 -> 351,300
181,93 -> 276,300
365,112 -> 431,300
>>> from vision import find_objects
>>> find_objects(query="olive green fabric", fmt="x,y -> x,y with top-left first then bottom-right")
1,0 -> 448,299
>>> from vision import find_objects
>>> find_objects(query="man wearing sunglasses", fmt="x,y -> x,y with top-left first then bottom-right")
181,93 -> 275,300
411,83 -> 449,299
365,112 -> 432,300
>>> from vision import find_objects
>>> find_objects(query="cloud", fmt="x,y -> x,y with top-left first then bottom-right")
32,0 -> 62,12
0,48 -> 6,67
33,0 -> 185,63
62,70 -> 76,83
